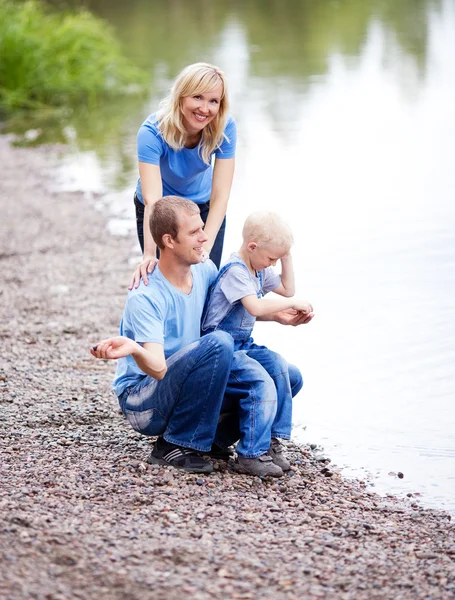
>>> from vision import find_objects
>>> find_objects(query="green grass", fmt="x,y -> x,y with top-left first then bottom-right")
0,0 -> 147,113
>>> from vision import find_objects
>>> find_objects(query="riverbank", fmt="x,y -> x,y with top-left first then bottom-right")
1,135 -> 454,600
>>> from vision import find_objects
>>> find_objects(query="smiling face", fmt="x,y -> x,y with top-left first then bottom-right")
248,242 -> 289,272
181,84 -> 223,136
171,210 -> 208,265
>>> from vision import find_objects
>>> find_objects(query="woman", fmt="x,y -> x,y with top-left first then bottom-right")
130,62 -> 236,288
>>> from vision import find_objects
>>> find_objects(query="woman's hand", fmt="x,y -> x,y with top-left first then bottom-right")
90,336 -> 137,360
128,255 -> 159,290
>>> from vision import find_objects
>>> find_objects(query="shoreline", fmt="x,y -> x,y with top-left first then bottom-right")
1,135 -> 455,599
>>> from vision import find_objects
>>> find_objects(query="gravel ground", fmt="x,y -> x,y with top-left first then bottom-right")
1,135 -> 455,600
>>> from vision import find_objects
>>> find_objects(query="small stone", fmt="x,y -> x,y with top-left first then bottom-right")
415,552 -> 438,559
397,472 -> 404,479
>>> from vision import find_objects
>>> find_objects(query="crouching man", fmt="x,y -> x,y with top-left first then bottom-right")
91,196 -> 234,473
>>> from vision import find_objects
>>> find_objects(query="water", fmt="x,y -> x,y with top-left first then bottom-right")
20,0 -> 455,512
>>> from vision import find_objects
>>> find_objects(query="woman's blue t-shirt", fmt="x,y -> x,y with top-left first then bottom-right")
135,114 -> 237,204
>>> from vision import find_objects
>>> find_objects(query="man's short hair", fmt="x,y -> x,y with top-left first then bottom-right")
242,211 -> 294,249
150,196 -> 200,249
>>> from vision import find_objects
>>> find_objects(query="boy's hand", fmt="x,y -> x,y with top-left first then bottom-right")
280,251 -> 292,262
274,308 -> 314,327
294,300 -> 313,315
90,336 -> 137,360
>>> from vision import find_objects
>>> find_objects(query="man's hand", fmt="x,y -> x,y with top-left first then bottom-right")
273,308 -> 314,327
128,256 -> 159,290
90,336 -> 137,360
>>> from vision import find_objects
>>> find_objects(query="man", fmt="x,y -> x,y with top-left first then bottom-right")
91,196 -> 310,475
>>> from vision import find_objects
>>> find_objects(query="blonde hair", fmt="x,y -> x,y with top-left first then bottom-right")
157,62 -> 230,165
242,211 -> 294,249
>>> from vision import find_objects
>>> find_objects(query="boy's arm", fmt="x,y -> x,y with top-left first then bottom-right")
257,309 -> 314,326
90,337 -> 167,380
272,253 -> 295,297
241,293 -> 312,318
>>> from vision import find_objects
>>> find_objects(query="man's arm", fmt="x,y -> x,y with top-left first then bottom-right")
90,337 -> 167,380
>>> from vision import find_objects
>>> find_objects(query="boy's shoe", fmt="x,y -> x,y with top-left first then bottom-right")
267,439 -> 291,472
237,454 -> 283,478
148,437 -> 213,474
204,442 -> 234,461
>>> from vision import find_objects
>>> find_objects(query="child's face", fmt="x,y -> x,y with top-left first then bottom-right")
249,242 -> 288,271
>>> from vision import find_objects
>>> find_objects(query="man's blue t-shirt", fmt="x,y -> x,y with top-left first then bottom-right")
135,113 -> 236,205
113,260 -> 218,396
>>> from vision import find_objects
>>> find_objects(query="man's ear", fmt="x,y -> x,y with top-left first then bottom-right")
162,234 -> 174,249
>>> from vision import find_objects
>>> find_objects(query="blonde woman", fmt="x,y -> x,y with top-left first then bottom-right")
130,62 -> 236,288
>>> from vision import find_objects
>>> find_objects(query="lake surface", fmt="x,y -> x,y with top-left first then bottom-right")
25,0 -> 455,512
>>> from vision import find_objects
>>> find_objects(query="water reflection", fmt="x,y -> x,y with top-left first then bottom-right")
16,0 -> 455,512
26,0 -> 444,154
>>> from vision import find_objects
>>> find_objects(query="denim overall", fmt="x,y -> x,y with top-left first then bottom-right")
202,260 -> 304,457
202,260 -> 263,350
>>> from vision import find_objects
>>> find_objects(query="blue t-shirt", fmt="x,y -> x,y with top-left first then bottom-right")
135,113 -> 236,204
113,260 -> 218,396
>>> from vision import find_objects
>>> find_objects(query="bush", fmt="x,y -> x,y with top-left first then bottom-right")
0,0 -> 147,112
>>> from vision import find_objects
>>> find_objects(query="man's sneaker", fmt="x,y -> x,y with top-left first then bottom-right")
203,442 -> 234,461
147,437 -> 213,474
267,439 -> 291,472
237,454 -> 283,478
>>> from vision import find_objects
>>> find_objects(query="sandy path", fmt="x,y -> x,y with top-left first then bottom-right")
1,135 -> 454,600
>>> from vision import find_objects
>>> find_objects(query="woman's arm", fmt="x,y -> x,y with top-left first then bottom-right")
203,157 -> 235,254
272,253 -> 295,297
129,162 -> 163,289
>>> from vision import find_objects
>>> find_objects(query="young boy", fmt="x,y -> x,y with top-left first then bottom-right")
202,211 -> 313,477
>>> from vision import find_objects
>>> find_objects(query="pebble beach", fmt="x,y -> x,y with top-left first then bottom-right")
1,136 -> 455,600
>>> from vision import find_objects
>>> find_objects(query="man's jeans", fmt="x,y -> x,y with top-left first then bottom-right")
118,331 -> 234,452
217,340 -> 303,458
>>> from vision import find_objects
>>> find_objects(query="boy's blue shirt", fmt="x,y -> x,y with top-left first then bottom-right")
202,252 -> 281,332
113,260 -> 218,396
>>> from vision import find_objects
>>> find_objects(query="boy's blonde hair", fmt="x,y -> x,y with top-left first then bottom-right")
157,62 -> 230,165
242,211 -> 294,249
